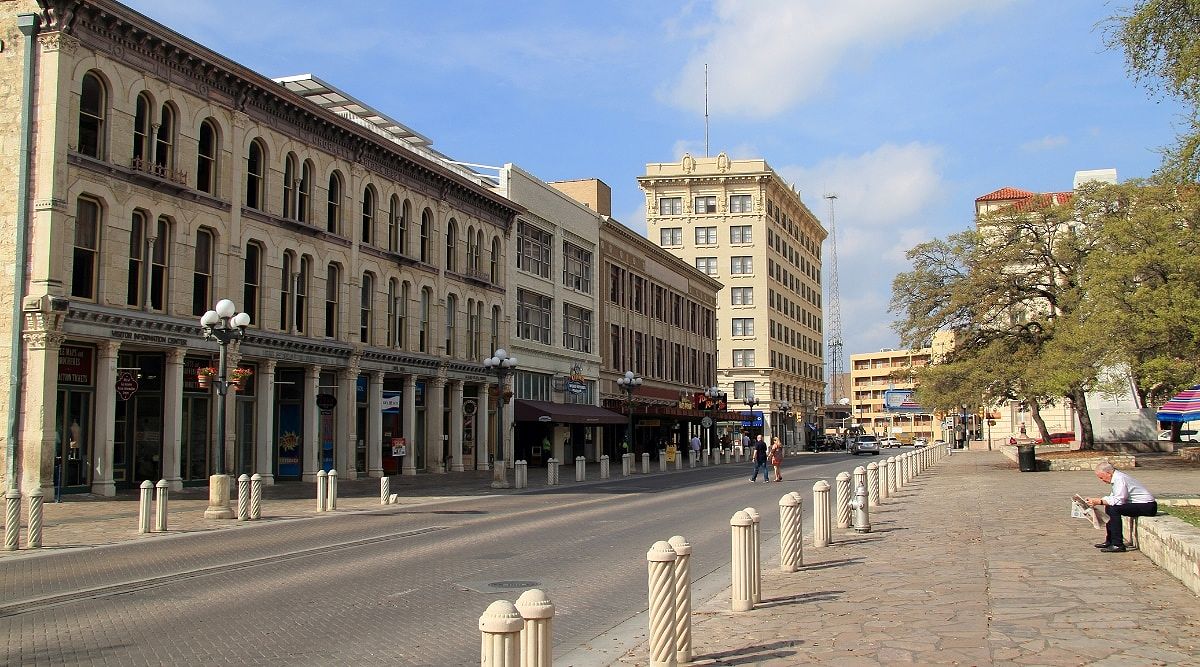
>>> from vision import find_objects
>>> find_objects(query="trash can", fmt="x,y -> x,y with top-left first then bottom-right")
1017,444 -> 1036,472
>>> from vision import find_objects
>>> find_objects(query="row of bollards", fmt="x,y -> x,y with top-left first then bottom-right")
138,479 -> 173,533
646,535 -> 693,666
515,461 -> 528,489
478,588 -> 556,667
236,474 -> 264,521
316,469 -> 338,512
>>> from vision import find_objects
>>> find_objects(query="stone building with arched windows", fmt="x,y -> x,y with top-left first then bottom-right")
0,0 -> 522,495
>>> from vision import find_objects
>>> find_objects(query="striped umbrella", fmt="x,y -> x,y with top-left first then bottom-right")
1156,385 -> 1200,423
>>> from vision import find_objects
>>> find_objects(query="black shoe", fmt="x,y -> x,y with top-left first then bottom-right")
1099,545 -> 1127,553
1094,543 -> 1111,548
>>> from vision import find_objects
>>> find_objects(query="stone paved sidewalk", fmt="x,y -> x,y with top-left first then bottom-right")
614,450 -> 1200,666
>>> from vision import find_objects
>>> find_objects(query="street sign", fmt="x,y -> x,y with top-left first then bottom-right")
115,371 -> 138,401
700,416 -> 713,428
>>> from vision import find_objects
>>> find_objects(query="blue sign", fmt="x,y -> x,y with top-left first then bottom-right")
882,389 -> 923,413
740,411 -> 763,427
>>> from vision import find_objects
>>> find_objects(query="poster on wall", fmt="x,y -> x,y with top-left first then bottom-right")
277,404 -> 302,478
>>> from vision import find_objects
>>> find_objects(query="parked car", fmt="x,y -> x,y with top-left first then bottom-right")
879,437 -> 902,448
849,435 -> 881,456
913,438 -> 928,448
1047,432 -> 1075,444
1159,429 -> 1198,442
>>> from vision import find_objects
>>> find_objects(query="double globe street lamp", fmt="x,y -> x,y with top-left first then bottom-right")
199,298 -> 251,519
704,385 -> 721,455
617,371 -> 643,457
779,400 -> 792,452
483,348 -> 517,489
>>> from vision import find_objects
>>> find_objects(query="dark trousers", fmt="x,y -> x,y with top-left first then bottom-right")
1105,501 -> 1157,545
750,460 -> 769,481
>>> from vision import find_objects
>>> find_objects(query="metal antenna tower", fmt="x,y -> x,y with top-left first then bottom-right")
824,193 -> 846,405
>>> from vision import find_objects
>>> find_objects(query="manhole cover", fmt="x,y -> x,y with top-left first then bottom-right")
490,580 -> 539,589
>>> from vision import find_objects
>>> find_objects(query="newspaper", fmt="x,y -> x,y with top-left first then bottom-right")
1071,494 -> 1107,530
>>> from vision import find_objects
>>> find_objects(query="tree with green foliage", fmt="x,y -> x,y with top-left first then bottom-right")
1109,0 -> 1200,181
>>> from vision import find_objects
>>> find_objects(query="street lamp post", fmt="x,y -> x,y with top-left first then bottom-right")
704,385 -> 721,454
801,400 -> 814,451
744,393 -> 759,440
617,371 -> 643,457
483,348 -> 517,489
779,400 -> 791,451
199,298 -> 251,519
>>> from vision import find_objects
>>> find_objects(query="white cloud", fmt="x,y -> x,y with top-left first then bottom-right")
1020,135 -> 1069,152
662,0 -> 1012,117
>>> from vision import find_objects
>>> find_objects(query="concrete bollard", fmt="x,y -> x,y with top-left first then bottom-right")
852,465 -> 867,502
879,458 -> 890,500
790,491 -> 805,565
515,460 -> 528,489
575,456 -> 586,482
724,449 -> 732,464
250,474 -> 263,519
813,480 -> 832,548
380,476 -> 391,505
779,493 -> 801,572
316,470 -> 328,512
866,462 -> 880,508
836,471 -> 852,529
26,488 -> 43,548
646,540 -> 679,667
327,469 -> 338,511
546,459 -> 559,486
4,489 -> 20,551
479,599 -> 523,667
667,535 -> 693,665
744,506 -> 761,604
851,482 -> 872,533
138,480 -> 153,533
730,511 -> 754,611
905,452 -> 913,484
689,450 -> 696,468
641,452 -> 650,474
515,589 -> 554,667
622,452 -> 632,476
236,474 -> 250,521
600,454 -> 610,480
659,450 -> 667,473
674,450 -> 682,471
155,479 -> 170,531
892,454 -> 902,492
700,449 -> 708,467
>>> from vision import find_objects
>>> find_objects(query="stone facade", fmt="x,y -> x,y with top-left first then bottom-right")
1,0 -> 522,494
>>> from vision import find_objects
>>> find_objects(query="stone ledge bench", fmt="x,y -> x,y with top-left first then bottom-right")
1135,506 -> 1200,596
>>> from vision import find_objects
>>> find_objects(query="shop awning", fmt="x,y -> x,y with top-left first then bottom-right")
513,400 -> 627,425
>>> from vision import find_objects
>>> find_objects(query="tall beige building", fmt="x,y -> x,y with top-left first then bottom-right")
639,153 -> 826,444
849,346 -> 942,442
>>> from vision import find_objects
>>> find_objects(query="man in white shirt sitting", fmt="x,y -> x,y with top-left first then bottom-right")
1086,462 -> 1157,553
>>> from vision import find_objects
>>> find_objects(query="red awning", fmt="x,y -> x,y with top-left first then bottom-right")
513,399 -> 628,425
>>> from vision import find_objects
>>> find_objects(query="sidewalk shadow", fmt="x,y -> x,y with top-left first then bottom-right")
694,639 -> 802,665
756,590 -> 843,609
798,557 -> 862,571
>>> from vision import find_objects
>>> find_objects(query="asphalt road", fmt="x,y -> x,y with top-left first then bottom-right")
0,450 -> 900,665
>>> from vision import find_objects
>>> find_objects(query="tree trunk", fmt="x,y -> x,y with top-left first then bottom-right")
1068,386 -> 1094,450
1027,400 -> 1051,443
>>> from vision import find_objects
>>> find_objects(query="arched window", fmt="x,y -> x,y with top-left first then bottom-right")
446,218 -> 458,272
445,293 -> 457,356
279,251 -> 294,331
296,256 -> 311,333
472,229 -> 484,273
490,237 -> 501,284
298,161 -> 313,223
388,195 -> 400,253
133,92 -> 151,163
327,171 -> 343,233
361,186 -> 375,245
78,72 -> 106,159
127,210 -> 146,307
325,263 -> 340,339
399,199 -> 411,255
467,298 -> 479,359
387,279 -> 398,346
283,153 -> 298,219
398,281 -> 410,349
148,216 -> 170,312
155,103 -> 175,171
490,305 -> 502,355
419,287 -> 431,353
192,228 -> 214,316
244,242 -> 262,325
196,119 -> 218,195
475,301 -> 484,359
360,272 -> 374,344
420,208 -> 432,262
246,139 -> 265,210
72,197 -> 101,299
466,226 -> 477,273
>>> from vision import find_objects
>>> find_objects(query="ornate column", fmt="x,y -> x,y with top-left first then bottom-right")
302,364 -> 321,481
161,349 -> 184,491
426,376 -> 446,473
402,374 -> 417,476
475,383 -> 490,471
449,380 -> 464,472
336,366 -> 358,479
20,312 -> 64,493
367,371 -> 384,478
255,359 -> 276,485
91,341 -> 120,496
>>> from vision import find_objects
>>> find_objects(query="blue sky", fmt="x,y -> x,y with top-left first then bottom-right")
126,0 -> 1186,360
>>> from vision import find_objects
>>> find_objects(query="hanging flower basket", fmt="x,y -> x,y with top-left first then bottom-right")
196,367 -> 218,389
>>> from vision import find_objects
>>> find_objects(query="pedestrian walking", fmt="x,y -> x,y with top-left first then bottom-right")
749,434 -> 769,483
690,433 -> 702,457
769,436 -> 784,482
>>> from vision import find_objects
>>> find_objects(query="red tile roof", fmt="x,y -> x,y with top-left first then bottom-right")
975,187 -> 1034,202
